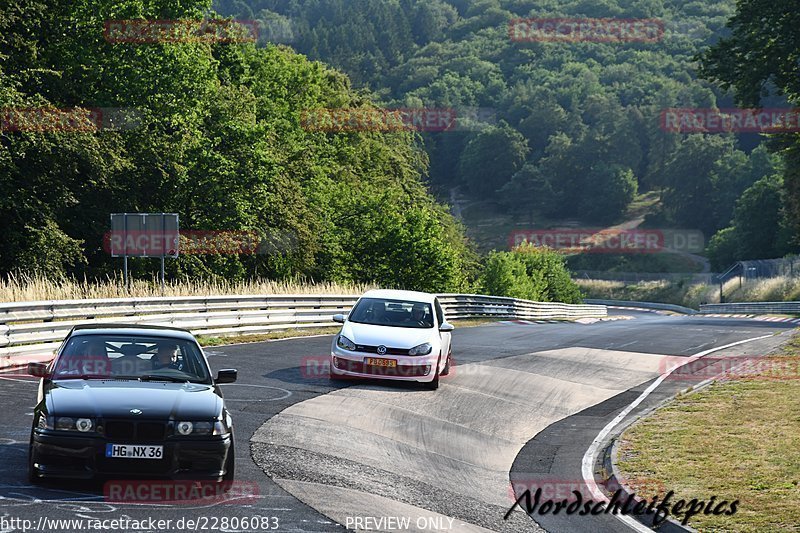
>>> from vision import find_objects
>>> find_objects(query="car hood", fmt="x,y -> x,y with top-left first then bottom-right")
46,380 -> 222,420
342,321 -> 436,349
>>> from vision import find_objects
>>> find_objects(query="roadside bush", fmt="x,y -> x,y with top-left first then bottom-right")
480,244 -> 582,303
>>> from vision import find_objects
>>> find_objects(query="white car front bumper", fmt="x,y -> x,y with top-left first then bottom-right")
329,345 -> 439,383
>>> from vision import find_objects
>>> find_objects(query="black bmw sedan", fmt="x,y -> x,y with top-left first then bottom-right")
27,324 -> 237,483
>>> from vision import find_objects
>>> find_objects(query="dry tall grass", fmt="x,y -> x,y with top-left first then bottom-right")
7,272 -> 800,307
576,277 -> 747,308
577,275 -> 800,308
723,275 -> 800,302
576,279 -> 716,306
0,273 -> 373,303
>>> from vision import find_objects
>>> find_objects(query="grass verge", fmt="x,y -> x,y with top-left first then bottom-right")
616,334 -> 800,532
198,327 -> 343,346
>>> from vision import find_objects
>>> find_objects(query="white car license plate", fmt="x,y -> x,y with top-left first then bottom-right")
105,444 -> 163,459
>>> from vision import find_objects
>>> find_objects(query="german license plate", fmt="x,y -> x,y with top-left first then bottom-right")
106,444 -> 163,459
365,358 -> 397,367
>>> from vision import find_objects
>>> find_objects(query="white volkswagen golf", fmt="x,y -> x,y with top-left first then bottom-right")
330,289 -> 454,389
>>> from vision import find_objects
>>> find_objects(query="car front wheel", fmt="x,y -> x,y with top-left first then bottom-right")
424,357 -> 441,390
222,440 -> 235,485
440,350 -> 452,377
28,440 -> 40,485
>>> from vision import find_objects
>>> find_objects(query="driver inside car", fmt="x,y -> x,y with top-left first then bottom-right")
151,342 -> 184,371
409,303 -> 428,326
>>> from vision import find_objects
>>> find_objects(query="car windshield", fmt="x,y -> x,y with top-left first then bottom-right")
51,334 -> 211,383
348,298 -> 434,329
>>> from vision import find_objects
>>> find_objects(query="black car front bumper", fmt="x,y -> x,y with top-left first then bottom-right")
31,430 -> 232,481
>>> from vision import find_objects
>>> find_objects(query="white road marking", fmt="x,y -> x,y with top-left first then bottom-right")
580,333 -> 773,532
614,341 -> 638,349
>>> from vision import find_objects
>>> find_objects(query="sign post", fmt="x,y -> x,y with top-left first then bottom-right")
110,213 -> 179,294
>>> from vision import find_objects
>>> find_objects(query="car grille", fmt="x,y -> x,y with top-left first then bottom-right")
336,359 -> 430,377
105,421 -> 134,440
354,344 -> 410,356
104,420 -> 166,442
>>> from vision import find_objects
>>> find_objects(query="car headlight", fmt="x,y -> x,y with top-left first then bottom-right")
408,343 -> 433,356
75,418 -> 94,432
175,421 -> 194,436
53,416 -> 95,432
337,335 -> 356,351
174,420 -> 228,436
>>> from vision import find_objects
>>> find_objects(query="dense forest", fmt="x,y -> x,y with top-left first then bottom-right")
2,0 -> 798,297
0,0 -> 479,291
215,0 -> 798,269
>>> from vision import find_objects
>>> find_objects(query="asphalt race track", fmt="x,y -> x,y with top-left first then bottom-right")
0,310 -> 795,533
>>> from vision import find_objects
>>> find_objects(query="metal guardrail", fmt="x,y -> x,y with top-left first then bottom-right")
0,294 -> 607,364
584,299 -> 697,315
699,302 -> 800,315
587,298 -> 800,316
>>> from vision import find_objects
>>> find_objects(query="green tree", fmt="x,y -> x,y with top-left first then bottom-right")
515,244 -> 583,304
458,124 -> 529,198
223,0 -> 770,236
0,0 -> 475,293
480,251 -> 540,300
701,0 -> 800,246
497,164 -> 556,221
660,136 -> 732,235
706,227 -> 739,272
706,175 -> 790,270
579,164 -> 638,225
480,245 -> 581,303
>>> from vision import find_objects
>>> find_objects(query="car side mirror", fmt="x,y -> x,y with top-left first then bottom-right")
439,323 -> 455,332
28,362 -> 49,378
332,313 -> 346,324
216,369 -> 238,384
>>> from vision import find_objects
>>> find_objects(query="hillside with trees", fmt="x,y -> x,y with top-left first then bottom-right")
4,0 -> 798,300
700,0 -> 800,269
216,0 -> 798,267
0,0 -> 478,292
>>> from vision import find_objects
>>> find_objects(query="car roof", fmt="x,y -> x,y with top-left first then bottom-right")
69,324 -> 196,342
360,289 -> 436,304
